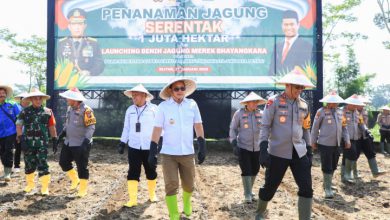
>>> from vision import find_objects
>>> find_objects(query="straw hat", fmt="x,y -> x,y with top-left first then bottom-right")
240,92 -> 266,105
59,87 -> 86,101
159,77 -> 197,100
124,84 -> 154,101
0,85 -> 13,98
379,106 -> 390,111
22,88 -> 50,101
14,92 -> 30,101
276,69 -> 315,88
344,94 -> 365,106
319,91 -> 344,103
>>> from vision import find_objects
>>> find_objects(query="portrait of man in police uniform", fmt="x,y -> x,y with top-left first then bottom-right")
57,8 -> 105,76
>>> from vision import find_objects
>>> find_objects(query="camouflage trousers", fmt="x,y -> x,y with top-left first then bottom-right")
24,146 -> 50,177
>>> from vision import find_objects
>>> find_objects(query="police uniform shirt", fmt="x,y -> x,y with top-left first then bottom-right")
0,101 -> 20,138
120,102 -> 157,150
154,97 -> 202,156
229,108 -> 262,151
260,93 -> 311,159
64,103 -> 96,147
311,107 -> 350,147
343,108 -> 366,141
57,37 -> 105,76
377,112 -> 390,131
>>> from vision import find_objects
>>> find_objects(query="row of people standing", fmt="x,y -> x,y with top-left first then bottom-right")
0,85 -> 96,197
117,78 -> 206,220
228,71 -> 387,220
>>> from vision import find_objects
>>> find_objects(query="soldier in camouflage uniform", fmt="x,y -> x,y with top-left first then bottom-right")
57,8 -> 104,76
16,89 -> 58,195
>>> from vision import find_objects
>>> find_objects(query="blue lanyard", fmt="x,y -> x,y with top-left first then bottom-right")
135,105 -> 147,122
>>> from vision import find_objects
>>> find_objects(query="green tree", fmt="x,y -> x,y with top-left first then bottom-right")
322,0 -> 368,92
374,0 -> 390,49
323,0 -> 366,61
335,46 -> 375,98
0,28 -> 46,92
370,84 -> 390,108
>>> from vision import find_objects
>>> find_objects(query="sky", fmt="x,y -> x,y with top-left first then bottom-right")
0,0 -> 389,90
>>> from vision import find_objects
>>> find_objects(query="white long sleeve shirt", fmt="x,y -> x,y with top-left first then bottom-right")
120,102 -> 157,150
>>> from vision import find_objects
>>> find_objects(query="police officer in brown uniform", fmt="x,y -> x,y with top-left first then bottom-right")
229,92 -> 266,203
311,91 -> 350,198
58,88 -> 96,197
57,8 -> 104,76
377,105 -> 390,154
256,70 -> 314,220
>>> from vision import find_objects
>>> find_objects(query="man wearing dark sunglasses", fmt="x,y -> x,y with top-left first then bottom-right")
148,77 -> 205,220
256,70 -> 315,220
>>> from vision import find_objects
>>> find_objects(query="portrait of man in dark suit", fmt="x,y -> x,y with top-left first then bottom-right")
57,8 -> 105,76
268,10 -> 313,76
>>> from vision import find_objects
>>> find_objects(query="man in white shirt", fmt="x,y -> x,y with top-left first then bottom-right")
118,84 -> 158,207
148,78 -> 206,220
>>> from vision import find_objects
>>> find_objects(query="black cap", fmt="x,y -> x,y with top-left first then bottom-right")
67,8 -> 87,23
283,10 -> 299,22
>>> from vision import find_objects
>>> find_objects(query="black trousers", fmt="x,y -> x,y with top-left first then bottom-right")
14,141 -> 21,168
259,148 -> 313,201
318,144 -> 339,174
59,144 -> 91,179
379,129 -> 390,143
343,140 -> 358,162
127,147 -> 157,181
0,134 -> 15,168
238,148 -> 260,176
356,138 -> 376,160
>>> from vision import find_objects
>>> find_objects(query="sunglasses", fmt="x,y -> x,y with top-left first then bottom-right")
292,85 -> 305,90
172,86 -> 186,92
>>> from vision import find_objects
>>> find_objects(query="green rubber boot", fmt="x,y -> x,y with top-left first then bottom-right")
242,176 -> 253,203
344,159 -> 355,184
323,173 -> 334,199
165,195 -> 180,220
298,197 -> 312,220
255,199 -> 268,220
368,158 -> 386,177
183,191 -> 192,217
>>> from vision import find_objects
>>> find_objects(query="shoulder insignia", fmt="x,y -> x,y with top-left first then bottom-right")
84,107 -> 96,126
315,109 -> 321,119
43,107 -> 52,115
303,112 -> 311,129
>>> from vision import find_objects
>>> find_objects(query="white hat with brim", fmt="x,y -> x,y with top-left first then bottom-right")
240,92 -> 266,105
379,106 -> 390,111
14,92 -> 30,101
344,94 -> 365,106
320,91 -> 344,104
159,77 -> 197,100
124,84 -> 154,101
22,89 -> 50,101
59,88 -> 86,102
276,70 -> 315,88
0,85 -> 13,98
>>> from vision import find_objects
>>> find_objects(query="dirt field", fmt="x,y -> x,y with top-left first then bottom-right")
0,143 -> 389,220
